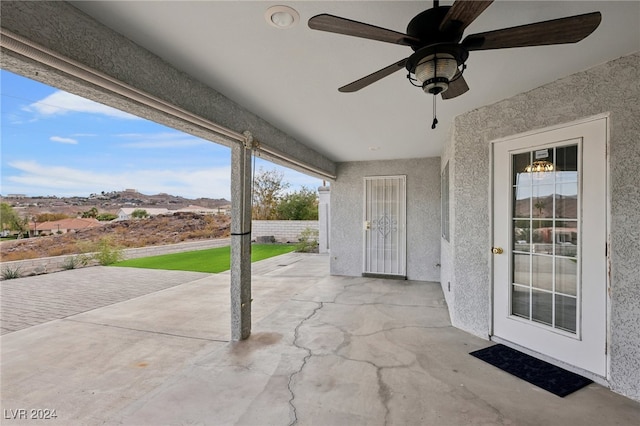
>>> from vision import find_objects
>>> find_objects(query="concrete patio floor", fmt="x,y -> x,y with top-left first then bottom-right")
1,253 -> 639,425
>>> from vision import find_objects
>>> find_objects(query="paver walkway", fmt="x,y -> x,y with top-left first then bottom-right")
0,267 -> 209,334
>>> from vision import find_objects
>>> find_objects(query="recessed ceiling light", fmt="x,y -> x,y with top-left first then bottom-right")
265,5 -> 299,29
369,146 -> 380,151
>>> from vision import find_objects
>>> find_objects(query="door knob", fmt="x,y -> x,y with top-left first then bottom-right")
492,247 -> 504,255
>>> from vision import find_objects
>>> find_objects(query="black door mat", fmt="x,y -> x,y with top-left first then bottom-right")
470,344 -> 593,397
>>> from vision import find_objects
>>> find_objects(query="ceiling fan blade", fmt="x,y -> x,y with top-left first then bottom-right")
339,59 -> 408,93
441,73 -> 469,100
462,11 -> 602,51
309,14 -> 420,46
440,0 -> 494,34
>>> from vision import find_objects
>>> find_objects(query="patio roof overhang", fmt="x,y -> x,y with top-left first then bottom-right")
0,1 -> 338,341
0,1 -> 336,181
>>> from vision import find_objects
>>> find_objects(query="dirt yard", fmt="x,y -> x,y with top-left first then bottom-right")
0,213 -> 231,261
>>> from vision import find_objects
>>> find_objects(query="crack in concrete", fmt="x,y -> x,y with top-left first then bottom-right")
351,324 -> 453,338
285,280 -> 447,425
455,384 -> 508,424
331,347 -> 395,426
65,319 -> 229,342
377,367 -> 392,426
328,322 -> 399,425
286,301 -> 324,426
332,300 -> 446,308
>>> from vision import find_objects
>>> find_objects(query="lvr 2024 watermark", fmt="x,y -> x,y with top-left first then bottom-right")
4,409 -> 57,420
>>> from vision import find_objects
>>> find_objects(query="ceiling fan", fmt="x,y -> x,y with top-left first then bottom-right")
308,0 -> 601,127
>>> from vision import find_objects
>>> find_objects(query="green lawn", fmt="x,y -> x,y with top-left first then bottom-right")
113,244 -> 296,273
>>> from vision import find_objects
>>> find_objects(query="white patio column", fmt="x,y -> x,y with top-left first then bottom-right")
230,133 -> 253,341
318,184 -> 330,254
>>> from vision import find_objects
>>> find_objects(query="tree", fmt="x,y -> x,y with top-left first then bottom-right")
1,203 -> 28,236
534,200 -> 546,217
276,187 -> 318,220
96,213 -> 118,221
131,209 -> 149,219
252,168 -> 289,220
81,207 -> 99,218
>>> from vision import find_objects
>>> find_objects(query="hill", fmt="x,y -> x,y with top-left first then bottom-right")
1,212 -> 230,262
1,190 -> 231,218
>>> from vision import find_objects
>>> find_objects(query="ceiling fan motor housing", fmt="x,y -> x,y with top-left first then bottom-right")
405,5 -> 469,95
407,7 -> 464,49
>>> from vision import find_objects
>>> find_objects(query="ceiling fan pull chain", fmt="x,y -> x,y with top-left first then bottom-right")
431,95 -> 439,129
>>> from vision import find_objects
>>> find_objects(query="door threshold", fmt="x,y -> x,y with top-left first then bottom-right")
362,273 -> 407,280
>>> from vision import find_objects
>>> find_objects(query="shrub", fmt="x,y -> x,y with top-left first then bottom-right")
93,237 -> 124,265
62,256 -> 77,270
1,265 -> 22,280
131,209 -> 149,219
62,254 -> 90,270
295,227 -> 319,253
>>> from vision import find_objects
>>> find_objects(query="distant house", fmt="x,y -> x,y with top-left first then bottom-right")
32,218 -> 103,235
116,207 -> 170,221
217,205 -> 232,215
175,205 -> 218,215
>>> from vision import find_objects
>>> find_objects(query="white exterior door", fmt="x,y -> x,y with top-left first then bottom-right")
492,117 -> 608,377
363,176 -> 406,278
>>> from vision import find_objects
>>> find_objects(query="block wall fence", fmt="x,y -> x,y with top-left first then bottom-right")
251,220 -> 318,243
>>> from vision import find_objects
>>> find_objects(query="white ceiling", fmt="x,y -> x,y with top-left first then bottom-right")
72,1 -> 639,163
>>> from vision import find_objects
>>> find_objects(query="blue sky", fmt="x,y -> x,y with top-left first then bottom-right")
1,70 -> 321,199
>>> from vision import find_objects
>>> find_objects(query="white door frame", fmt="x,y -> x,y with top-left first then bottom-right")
489,114 -> 610,379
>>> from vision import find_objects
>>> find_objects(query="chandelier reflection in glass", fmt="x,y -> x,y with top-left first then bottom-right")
525,160 -> 555,173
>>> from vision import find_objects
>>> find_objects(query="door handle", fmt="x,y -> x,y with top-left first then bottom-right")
364,221 -> 371,230
491,247 -> 504,255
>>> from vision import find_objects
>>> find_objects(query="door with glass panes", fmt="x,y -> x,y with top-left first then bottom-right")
492,117 -> 607,377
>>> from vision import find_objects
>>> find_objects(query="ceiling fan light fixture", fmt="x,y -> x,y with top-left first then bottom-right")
415,53 -> 458,95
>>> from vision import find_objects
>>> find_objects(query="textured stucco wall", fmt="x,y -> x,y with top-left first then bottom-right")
444,52 -> 640,400
331,158 -> 441,281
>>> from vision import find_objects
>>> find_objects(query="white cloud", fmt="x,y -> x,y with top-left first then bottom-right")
6,160 -> 231,199
116,132 -> 211,149
24,91 -> 140,120
50,136 -> 78,145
